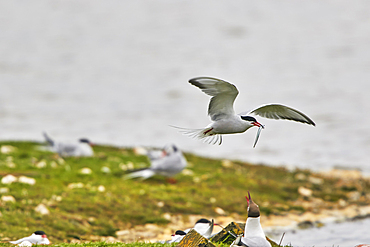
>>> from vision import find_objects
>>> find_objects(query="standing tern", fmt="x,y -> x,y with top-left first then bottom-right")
124,144 -> 187,181
238,192 -> 271,247
9,231 -> 50,245
176,77 -> 315,146
43,132 -> 94,157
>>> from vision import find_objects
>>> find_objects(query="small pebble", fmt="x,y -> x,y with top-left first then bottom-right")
34,203 -> 50,215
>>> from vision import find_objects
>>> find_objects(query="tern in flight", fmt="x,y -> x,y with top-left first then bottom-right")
176,77 -> 315,146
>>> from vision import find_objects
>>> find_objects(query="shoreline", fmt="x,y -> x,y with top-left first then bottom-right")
1,141 -> 370,244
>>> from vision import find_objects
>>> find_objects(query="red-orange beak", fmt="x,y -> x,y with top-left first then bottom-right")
245,191 -> 251,206
252,122 -> 264,128
42,234 -> 47,238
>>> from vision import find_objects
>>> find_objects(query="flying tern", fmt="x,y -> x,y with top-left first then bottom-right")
176,77 -> 315,146
124,144 -> 187,181
43,132 -> 94,157
9,231 -> 50,245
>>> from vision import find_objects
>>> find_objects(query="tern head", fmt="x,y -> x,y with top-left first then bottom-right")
33,231 -> 47,238
172,230 -> 186,237
240,116 -> 264,128
245,191 -> 260,218
163,144 -> 178,155
79,138 -> 94,146
195,218 -> 211,224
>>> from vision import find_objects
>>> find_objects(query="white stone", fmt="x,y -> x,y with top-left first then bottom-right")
294,173 -> 307,181
119,163 -> 128,171
50,161 -> 58,168
57,158 -> 65,165
0,187 -> 9,194
18,176 -> 36,185
221,159 -> 233,168
51,194 -> 62,202
97,185 -> 106,192
6,162 -> 16,168
298,186 -> 313,197
214,207 -> 226,215
34,203 -> 50,215
163,213 -> 171,221
101,166 -> 111,173
79,167 -> 92,175
133,146 -> 147,155
35,160 -> 47,169
1,145 -> 16,154
308,176 -> 324,185
1,195 -> 16,203
126,162 -> 134,170
68,182 -> 84,189
1,174 -> 17,184
181,169 -> 194,176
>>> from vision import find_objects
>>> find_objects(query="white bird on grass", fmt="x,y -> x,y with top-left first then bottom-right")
124,144 -> 187,182
175,77 -> 315,147
43,132 -> 94,157
9,231 -> 50,245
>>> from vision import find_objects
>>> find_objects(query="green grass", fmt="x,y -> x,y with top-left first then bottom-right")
0,243 -> 178,247
0,141 -> 368,246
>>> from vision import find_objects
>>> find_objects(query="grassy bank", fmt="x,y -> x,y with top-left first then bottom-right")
0,141 -> 369,245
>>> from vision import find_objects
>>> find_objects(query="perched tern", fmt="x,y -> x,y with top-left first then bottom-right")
124,144 -> 187,180
9,231 -> 50,245
176,77 -> 315,146
185,218 -> 214,239
167,230 -> 187,243
238,192 -> 271,247
43,132 -> 94,157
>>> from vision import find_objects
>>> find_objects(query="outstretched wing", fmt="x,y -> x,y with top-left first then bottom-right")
189,77 -> 239,121
249,104 -> 315,126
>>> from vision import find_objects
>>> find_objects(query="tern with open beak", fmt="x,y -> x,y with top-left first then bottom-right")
242,192 -> 271,247
175,77 -> 315,146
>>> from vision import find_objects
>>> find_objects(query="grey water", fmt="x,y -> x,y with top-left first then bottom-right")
1,1 -> 370,245
280,218 -> 370,246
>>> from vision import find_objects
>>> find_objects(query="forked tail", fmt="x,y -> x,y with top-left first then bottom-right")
170,125 -> 222,145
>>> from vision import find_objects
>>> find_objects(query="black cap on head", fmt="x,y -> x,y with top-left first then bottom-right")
195,218 -> 211,224
175,230 -> 187,236
79,138 -> 90,144
245,191 -> 260,218
34,231 -> 46,235
241,116 -> 257,122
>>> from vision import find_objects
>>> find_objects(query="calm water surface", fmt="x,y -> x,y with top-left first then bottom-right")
1,1 -> 370,245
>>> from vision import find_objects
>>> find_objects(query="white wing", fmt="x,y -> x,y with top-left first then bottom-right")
189,77 -> 239,121
248,104 -> 315,126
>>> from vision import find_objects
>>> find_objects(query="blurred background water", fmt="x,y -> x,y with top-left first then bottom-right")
1,0 -> 370,245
